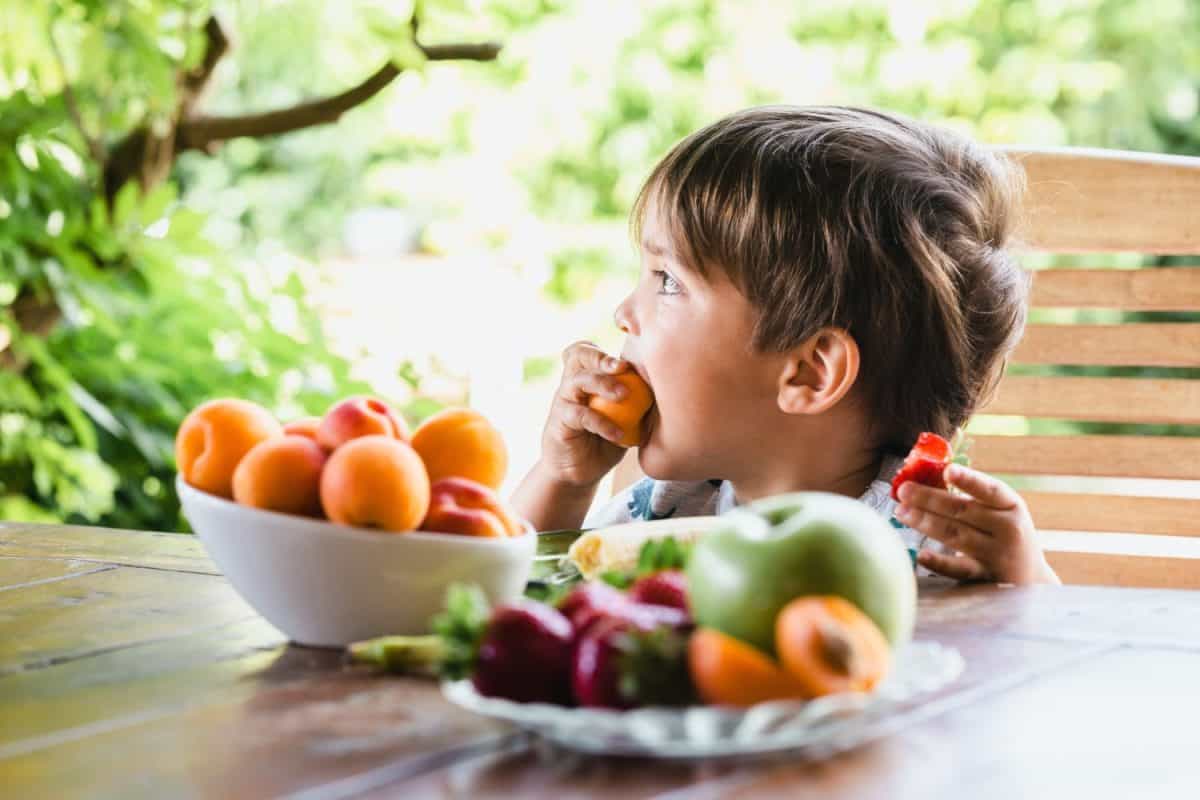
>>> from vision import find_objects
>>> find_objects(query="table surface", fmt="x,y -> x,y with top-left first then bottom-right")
2,522 -> 1199,799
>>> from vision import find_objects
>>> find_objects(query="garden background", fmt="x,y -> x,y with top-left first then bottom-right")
2,0 -> 1198,531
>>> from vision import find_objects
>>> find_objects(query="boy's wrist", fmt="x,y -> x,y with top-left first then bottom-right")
531,457 -> 602,495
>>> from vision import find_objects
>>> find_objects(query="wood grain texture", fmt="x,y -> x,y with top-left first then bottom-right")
1003,147 -> 1200,254
969,434 -> 1200,480
1012,323 -> 1200,367
984,375 -> 1200,424
1024,491 -> 1200,537
5,528 -> 1200,798
1048,550 -> 1200,590
0,524 -> 216,575
0,566 -> 256,675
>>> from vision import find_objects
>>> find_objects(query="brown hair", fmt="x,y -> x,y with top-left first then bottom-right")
632,105 -> 1028,453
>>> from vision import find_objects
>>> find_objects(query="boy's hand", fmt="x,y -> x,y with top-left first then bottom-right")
537,341 -> 636,489
894,464 -> 1060,585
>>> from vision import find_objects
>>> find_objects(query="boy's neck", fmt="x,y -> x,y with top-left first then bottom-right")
725,422 -> 884,504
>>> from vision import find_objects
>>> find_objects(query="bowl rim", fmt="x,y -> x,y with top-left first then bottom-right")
176,474 -> 535,549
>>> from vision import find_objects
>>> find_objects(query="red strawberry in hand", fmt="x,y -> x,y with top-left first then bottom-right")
890,432 -> 953,501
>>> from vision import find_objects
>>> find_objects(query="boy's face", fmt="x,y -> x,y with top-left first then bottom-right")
614,205 -> 785,482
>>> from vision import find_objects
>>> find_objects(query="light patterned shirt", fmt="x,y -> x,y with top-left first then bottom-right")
583,455 -> 945,573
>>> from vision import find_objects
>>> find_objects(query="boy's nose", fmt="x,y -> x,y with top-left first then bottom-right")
613,294 -> 638,335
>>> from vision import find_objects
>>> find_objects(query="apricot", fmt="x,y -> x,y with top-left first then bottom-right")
232,436 -> 328,517
775,596 -> 891,697
176,398 -> 283,498
282,416 -> 322,442
421,477 -> 525,538
316,396 -> 410,451
410,408 -> 508,489
688,628 -> 809,707
320,435 -> 430,532
587,370 -> 653,448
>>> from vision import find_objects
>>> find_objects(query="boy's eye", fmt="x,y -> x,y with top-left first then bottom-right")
653,270 -> 682,296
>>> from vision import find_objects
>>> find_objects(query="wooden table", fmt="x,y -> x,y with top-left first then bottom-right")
2,523 -> 1199,799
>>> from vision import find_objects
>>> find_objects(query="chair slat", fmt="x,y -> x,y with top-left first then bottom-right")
1002,147 -> 1200,253
1025,491 -> 1200,537
984,376 -> 1200,424
1012,323 -> 1200,367
1046,551 -> 1200,589
1028,268 -> 1200,311
969,435 -> 1200,480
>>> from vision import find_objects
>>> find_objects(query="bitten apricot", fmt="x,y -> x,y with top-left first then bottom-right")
410,408 -> 508,489
688,627 -> 810,707
587,371 -> 653,448
232,436 -> 328,517
319,436 -> 430,532
316,396 -> 410,451
176,399 -> 283,498
775,596 -> 891,697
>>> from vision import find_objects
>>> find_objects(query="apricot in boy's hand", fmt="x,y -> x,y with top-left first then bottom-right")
587,371 -> 653,447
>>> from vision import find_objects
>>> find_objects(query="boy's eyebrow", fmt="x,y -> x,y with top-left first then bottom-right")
640,238 -> 678,259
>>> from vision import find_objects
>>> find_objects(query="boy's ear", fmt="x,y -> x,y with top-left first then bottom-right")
776,328 -> 861,416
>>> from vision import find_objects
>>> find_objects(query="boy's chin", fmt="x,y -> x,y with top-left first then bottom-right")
636,444 -> 710,483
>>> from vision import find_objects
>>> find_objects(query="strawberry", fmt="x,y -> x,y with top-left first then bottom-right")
627,570 -> 689,616
890,432 -> 953,501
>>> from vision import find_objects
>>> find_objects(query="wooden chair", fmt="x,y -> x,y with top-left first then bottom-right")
610,146 -> 1200,589
973,147 -> 1200,589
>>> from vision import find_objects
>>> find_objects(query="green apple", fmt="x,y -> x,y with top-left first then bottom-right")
686,492 -> 916,654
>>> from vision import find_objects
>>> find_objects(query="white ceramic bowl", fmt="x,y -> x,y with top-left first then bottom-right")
177,476 -> 536,647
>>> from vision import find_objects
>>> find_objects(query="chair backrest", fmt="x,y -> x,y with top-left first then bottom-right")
973,147 -> 1200,588
609,146 -> 1200,588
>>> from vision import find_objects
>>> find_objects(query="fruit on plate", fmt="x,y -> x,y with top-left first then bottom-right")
411,407 -> 509,489
319,435 -> 431,532
420,477 -> 524,537
316,395 -> 411,451
688,627 -> 809,707
890,432 -> 953,501
473,600 -> 575,704
566,517 -> 725,579
627,570 -> 689,615
775,596 -> 891,697
572,616 -> 694,708
232,435 -> 328,517
350,586 -> 576,704
557,580 -> 690,644
686,491 -> 916,653
175,398 -> 283,498
586,369 -> 653,448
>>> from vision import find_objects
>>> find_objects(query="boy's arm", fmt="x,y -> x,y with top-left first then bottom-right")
510,459 -> 601,532
893,463 -> 1060,585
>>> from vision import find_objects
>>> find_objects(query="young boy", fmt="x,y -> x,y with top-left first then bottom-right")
512,105 -> 1059,586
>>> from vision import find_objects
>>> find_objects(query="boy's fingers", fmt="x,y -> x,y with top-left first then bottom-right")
917,550 -> 990,583
562,341 -> 625,375
568,371 -> 628,404
895,504 -> 994,559
944,464 -> 1020,511
897,483 -> 1004,534
559,401 -> 625,444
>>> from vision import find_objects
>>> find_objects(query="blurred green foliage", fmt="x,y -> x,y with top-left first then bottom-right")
1,0 -> 1198,527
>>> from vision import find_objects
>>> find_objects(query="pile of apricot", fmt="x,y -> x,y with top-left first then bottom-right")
175,396 -> 522,537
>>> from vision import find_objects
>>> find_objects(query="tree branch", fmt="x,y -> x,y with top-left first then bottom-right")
48,24 -> 105,164
175,40 -> 501,152
180,15 -> 231,116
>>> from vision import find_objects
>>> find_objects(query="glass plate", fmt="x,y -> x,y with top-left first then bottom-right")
442,640 -> 964,760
